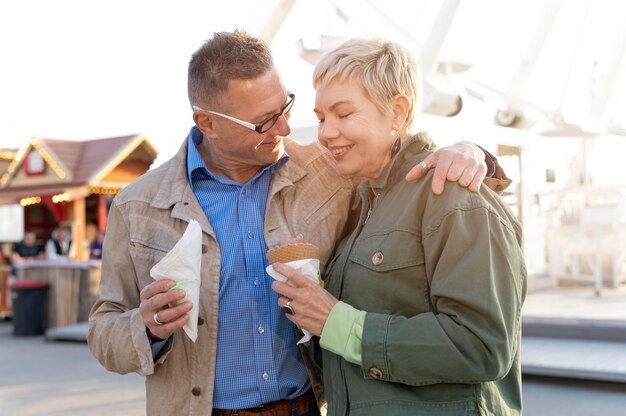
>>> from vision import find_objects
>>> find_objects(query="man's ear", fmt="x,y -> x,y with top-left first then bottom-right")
193,112 -> 216,136
391,94 -> 410,131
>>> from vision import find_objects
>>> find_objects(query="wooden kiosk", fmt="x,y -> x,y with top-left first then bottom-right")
0,134 -> 157,326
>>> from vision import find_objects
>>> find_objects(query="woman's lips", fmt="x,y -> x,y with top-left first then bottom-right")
330,144 -> 354,160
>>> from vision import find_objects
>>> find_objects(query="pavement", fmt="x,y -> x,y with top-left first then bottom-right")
0,283 -> 624,415
0,320 -> 145,416
521,283 -> 626,384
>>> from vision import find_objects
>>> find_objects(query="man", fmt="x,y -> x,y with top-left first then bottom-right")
11,230 -> 43,277
45,227 -> 72,260
88,30 -> 510,416
12,230 -> 43,263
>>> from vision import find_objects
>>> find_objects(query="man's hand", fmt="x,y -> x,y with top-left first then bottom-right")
139,279 -> 192,341
405,141 -> 488,195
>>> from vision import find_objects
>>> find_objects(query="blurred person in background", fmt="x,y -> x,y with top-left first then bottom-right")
11,230 -> 43,263
45,227 -> 72,260
90,231 -> 105,260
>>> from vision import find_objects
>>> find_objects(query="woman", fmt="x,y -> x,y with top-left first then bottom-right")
271,39 -> 526,415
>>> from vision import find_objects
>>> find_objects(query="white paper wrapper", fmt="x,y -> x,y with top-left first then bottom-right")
150,220 -> 202,342
266,258 -> 321,345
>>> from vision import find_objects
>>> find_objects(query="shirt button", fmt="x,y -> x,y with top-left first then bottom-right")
262,372 -> 269,381
372,251 -> 384,266
369,367 -> 383,379
191,387 -> 201,396
257,325 -> 265,334
254,279 -> 261,287
241,189 -> 247,195
247,232 -> 253,239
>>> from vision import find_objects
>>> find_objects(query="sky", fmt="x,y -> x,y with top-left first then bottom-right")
0,0 -> 357,166
0,0 -> 312,165
1,0 -> 625,172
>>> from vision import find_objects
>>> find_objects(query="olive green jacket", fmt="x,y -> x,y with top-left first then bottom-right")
323,132 -> 527,416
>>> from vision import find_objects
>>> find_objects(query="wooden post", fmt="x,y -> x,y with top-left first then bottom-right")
98,193 -> 107,232
72,197 -> 86,260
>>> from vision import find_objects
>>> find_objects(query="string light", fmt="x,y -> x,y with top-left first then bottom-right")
89,187 -> 121,195
52,193 -> 70,203
1,146 -> 26,184
1,139 -> 67,184
19,196 -> 41,206
31,140 -> 66,179
0,151 -> 14,160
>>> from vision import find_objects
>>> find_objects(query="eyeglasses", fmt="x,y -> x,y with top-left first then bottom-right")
193,93 -> 295,134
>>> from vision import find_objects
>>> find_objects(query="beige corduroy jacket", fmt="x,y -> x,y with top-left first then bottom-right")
87,138 -> 354,416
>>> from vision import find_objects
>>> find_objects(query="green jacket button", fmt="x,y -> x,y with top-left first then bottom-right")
372,251 -> 384,266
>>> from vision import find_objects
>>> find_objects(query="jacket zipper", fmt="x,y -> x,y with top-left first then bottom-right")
363,190 -> 381,225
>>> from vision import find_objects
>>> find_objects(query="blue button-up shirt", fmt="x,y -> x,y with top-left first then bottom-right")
186,127 -> 309,409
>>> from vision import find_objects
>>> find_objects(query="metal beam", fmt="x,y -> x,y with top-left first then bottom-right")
258,0 -> 298,43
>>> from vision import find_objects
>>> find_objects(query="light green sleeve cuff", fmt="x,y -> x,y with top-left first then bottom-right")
320,301 -> 367,365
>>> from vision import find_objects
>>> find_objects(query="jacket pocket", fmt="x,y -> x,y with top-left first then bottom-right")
350,229 -> 424,272
342,229 -> 430,316
129,239 -> 175,287
129,238 -> 172,254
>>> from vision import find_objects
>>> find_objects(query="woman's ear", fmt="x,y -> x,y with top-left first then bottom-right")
391,94 -> 410,131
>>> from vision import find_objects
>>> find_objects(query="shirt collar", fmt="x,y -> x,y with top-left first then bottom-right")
186,126 -> 289,187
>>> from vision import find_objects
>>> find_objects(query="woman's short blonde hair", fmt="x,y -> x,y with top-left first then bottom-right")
313,38 -> 422,134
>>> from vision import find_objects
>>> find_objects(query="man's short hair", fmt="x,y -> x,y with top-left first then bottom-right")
312,38 -> 423,134
188,30 -> 274,110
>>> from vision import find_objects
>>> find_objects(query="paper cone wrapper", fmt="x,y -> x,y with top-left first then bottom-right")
150,219 -> 202,342
266,243 -> 320,345
267,243 -> 320,264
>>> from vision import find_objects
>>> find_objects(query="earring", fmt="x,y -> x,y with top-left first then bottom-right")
390,135 -> 401,158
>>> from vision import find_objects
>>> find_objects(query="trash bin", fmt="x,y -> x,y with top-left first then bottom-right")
10,280 -> 49,336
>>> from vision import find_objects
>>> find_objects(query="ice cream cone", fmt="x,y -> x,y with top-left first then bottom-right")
267,242 -> 320,264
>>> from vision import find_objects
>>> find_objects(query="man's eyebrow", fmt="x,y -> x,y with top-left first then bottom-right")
253,94 -> 290,121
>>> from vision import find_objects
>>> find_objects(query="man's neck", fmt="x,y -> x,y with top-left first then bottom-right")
197,146 -> 261,185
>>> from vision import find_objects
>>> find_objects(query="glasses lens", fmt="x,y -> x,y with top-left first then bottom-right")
258,94 -> 295,133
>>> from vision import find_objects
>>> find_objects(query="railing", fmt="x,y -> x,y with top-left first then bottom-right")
545,187 -> 626,295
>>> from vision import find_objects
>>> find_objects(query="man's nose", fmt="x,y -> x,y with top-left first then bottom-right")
271,113 -> 291,136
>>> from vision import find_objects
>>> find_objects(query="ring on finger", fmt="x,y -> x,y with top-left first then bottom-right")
419,161 -> 429,170
153,312 -> 164,326
282,300 -> 295,315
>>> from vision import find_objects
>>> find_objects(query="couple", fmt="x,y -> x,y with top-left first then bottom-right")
88,30 -> 525,416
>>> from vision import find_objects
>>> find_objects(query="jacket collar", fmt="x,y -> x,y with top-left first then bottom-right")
352,131 -> 435,210
150,135 -> 309,237
267,139 -> 308,194
151,139 -> 193,210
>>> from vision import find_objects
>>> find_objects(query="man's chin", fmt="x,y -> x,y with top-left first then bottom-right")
269,141 -> 285,157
